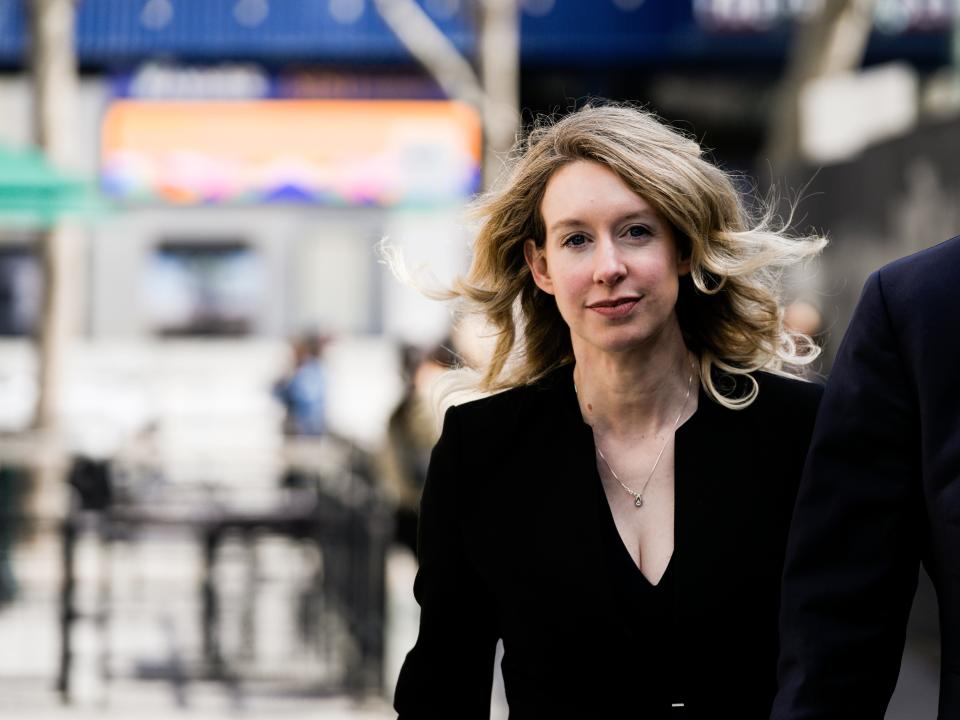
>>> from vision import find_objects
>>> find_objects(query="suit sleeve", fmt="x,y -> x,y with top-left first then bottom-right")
394,405 -> 499,719
772,271 -> 924,720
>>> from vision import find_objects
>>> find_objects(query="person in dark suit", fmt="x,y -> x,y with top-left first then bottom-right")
393,105 -> 826,718
773,235 -> 960,720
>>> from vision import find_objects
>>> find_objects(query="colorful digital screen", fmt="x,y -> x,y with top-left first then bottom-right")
101,99 -> 482,207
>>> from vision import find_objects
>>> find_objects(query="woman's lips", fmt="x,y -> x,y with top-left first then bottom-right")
587,297 -> 641,318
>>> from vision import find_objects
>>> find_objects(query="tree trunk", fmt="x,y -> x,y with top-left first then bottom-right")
764,0 -> 877,174
29,0 -> 80,431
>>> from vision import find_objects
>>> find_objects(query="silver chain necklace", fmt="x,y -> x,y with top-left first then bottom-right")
587,362 -> 695,509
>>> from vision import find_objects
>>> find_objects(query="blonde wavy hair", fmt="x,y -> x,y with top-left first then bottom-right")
446,104 -> 826,409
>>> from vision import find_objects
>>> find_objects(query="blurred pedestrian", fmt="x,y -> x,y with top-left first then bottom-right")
773,235 -> 960,719
394,104 -> 826,717
0,466 -> 25,606
274,332 -> 329,437
379,341 -> 457,555
782,299 -> 822,338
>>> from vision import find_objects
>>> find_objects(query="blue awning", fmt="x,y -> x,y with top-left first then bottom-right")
0,0 -> 950,68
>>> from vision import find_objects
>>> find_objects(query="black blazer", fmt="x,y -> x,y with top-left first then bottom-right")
774,235 -> 960,720
395,364 -> 822,719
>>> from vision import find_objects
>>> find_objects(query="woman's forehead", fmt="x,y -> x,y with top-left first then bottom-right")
540,161 -> 662,230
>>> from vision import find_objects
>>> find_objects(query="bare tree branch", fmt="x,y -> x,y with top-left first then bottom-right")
764,0 -> 878,173
373,0 -> 520,188
479,0 -> 520,184
373,0 -> 485,108
29,0 -> 81,431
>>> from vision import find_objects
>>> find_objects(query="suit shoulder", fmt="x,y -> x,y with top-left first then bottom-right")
881,234 -> 960,277
875,234 -> 960,309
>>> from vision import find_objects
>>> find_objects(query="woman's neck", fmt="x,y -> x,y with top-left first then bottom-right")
572,325 -> 696,440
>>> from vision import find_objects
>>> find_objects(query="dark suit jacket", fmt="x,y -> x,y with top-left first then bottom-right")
395,364 -> 822,719
773,235 -> 960,720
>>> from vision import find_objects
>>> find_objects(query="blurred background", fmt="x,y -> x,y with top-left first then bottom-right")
0,0 -> 954,718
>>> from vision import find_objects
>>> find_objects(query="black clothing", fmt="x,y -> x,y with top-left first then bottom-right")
395,364 -> 822,719
774,236 -> 960,720
596,475 -> 683,709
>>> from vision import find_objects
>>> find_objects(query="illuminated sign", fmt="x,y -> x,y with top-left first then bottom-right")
101,100 -> 482,206
694,0 -> 960,33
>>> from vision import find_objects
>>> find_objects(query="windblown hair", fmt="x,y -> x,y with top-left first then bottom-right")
449,104 -> 826,409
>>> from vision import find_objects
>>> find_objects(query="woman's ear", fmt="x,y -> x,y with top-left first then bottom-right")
678,254 -> 691,277
524,239 -> 555,295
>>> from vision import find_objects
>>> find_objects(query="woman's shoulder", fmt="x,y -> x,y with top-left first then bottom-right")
694,371 -> 822,487
444,383 -> 532,434
707,368 -> 822,412
755,370 -> 824,405
749,370 -> 824,430
445,365 -> 572,429
754,370 -> 823,410
430,376 -> 569,505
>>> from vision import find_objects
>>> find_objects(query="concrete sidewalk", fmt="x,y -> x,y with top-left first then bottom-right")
0,679 -> 394,720
0,534 -> 412,720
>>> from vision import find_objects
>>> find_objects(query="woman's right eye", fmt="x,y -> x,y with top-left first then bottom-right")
562,233 -> 588,248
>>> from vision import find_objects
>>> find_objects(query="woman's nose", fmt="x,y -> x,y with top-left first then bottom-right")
593,238 -> 626,285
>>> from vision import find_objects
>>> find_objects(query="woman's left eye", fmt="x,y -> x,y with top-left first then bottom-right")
627,225 -> 651,238
562,233 -> 588,248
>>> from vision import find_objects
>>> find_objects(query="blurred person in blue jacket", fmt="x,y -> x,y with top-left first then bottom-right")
275,332 -> 329,437
379,341 -> 459,555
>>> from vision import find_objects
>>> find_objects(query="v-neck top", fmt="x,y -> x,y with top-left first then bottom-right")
596,473 -> 684,708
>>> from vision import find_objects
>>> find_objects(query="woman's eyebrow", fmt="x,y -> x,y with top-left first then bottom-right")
547,210 -> 659,235
547,218 -> 587,235
616,210 -> 659,225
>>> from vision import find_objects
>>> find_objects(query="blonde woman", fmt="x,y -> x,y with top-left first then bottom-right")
394,105 -> 826,718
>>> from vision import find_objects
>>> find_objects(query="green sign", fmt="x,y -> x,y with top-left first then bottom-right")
0,145 -> 104,228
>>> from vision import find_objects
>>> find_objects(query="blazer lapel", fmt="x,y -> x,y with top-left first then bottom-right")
674,388 -> 735,629
523,369 -> 610,612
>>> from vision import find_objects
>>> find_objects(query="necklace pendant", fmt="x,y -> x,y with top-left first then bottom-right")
634,495 -> 644,508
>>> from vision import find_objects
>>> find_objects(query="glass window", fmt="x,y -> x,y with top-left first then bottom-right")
144,241 -> 262,336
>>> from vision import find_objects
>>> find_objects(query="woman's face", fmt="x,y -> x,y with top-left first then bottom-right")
524,159 -> 689,357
